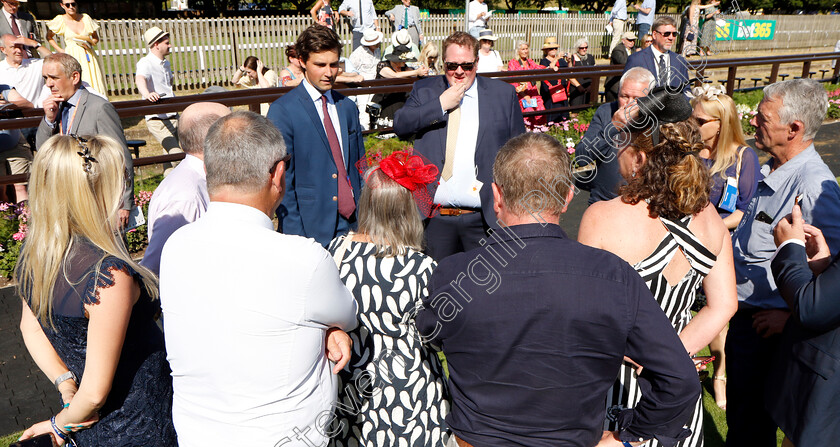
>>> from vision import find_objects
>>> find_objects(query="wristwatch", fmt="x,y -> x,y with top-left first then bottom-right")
54,370 -> 77,390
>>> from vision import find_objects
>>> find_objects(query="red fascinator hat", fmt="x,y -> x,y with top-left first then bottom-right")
357,149 -> 440,217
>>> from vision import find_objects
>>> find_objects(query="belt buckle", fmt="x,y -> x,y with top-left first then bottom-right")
451,208 -> 462,216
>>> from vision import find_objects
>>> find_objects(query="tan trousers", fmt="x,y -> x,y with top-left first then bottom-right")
609,19 -> 626,54
146,117 -> 181,174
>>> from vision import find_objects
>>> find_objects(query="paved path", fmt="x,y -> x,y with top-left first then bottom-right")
1,121 -> 839,436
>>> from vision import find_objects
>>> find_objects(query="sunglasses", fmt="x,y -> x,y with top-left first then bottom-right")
444,61 -> 476,72
695,117 -> 720,126
655,31 -> 679,37
63,2 -> 76,6
644,39 -> 653,43
579,46 -> 588,49
269,154 -> 292,174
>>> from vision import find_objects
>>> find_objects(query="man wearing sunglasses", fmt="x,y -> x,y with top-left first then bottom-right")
394,31 -> 525,261
0,0 -> 39,61
624,16 -> 689,92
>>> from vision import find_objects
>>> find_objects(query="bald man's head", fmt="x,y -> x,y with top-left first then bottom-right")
178,102 -> 230,156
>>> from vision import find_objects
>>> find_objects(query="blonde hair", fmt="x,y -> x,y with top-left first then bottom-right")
419,42 -> 441,72
16,135 -> 158,327
690,92 -> 747,179
357,169 -> 424,257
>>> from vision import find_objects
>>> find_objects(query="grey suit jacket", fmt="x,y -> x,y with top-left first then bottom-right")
0,10 -> 39,61
384,4 -> 422,35
36,88 -> 134,210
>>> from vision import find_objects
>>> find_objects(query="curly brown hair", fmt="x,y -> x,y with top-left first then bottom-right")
619,118 -> 711,220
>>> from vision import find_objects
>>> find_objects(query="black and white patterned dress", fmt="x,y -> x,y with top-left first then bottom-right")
327,236 -> 451,447
604,215 -> 716,447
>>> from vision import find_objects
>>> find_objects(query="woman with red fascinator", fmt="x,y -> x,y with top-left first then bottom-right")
327,150 -> 451,447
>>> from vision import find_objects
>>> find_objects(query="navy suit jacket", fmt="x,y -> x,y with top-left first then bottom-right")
267,83 -> 364,247
624,46 -> 690,92
768,243 -> 840,445
416,223 -> 700,446
393,75 -> 525,226
574,100 -> 625,204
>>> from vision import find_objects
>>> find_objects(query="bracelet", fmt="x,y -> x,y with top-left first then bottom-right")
54,371 -> 77,390
50,415 -> 71,443
622,442 -> 633,447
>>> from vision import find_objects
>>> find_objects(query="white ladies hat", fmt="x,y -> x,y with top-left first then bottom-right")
392,29 -> 411,46
360,29 -> 383,46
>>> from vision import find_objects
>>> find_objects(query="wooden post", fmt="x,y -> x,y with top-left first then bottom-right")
769,62 -> 780,84
801,60 -> 811,78
726,66 -> 737,96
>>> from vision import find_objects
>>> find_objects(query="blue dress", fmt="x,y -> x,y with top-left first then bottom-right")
22,238 -> 176,446
702,146 -> 762,219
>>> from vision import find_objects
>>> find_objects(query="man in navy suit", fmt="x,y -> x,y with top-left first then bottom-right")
268,25 -> 364,247
394,31 -> 525,260
623,16 -> 689,91
768,204 -> 840,446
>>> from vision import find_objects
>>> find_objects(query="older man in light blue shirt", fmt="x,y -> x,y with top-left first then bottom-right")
727,79 -> 840,447
608,0 -> 628,53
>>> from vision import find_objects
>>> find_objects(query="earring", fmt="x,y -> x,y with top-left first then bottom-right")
632,170 -> 636,178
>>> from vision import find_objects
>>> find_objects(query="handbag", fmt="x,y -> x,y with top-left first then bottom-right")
549,82 -> 567,102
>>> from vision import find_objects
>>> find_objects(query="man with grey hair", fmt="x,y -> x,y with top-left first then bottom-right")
160,110 -> 358,447
574,66 -> 655,204
36,52 -> 134,227
141,102 -> 230,275
624,16 -> 688,91
726,78 -> 840,447
417,132 -> 699,446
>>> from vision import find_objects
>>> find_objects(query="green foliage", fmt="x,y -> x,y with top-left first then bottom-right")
576,106 -> 597,125
0,241 -> 21,279
364,135 -> 414,157
125,225 -> 149,253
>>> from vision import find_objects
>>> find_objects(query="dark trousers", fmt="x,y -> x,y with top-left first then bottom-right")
424,212 -> 488,261
725,309 -> 782,447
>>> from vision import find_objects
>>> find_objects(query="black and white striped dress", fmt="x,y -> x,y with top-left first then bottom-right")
604,215 -> 716,447
327,237 -> 451,447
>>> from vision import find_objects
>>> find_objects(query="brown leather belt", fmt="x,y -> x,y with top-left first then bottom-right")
455,436 -> 475,447
439,207 -> 478,216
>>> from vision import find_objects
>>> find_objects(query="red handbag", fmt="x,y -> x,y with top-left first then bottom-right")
550,83 -> 567,102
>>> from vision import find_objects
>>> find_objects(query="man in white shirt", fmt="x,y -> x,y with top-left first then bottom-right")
160,110 -> 357,447
141,102 -> 229,276
0,33 -> 49,105
467,0 -> 490,38
338,0 -> 379,50
136,26 -> 180,175
0,0 -> 39,60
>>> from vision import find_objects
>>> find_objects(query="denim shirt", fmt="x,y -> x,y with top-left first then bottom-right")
733,144 -> 840,309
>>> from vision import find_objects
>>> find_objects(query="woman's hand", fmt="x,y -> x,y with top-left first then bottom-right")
416,65 -> 429,76
515,83 -> 526,93
19,420 -> 62,446
256,59 -> 264,73
58,380 -> 78,407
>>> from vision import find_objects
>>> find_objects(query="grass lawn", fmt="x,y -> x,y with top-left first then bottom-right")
1,431 -> 22,445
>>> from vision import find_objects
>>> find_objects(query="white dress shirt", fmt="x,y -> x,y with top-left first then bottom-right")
160,201 -> 358,447
141,154 -> 209,275
0,57 -> 43,105
650,45 -> 670,85
434,79 -> 481,208
136,52 -> 176,119
338,0 -> 376,32
468,0 -> 489,28
302,78 -> 346,164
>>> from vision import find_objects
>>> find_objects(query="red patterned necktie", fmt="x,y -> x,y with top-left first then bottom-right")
9,13 -> 21,37
321,95 -> 355,219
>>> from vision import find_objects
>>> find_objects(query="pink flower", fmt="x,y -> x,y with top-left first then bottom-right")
12,232 -> 25,241
567,148 -> 575,154
0,203 -> 9,211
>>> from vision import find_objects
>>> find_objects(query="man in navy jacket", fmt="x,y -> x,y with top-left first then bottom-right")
769,203 -> 840,446
268,25 -> 364,247
416,132 -> 700,447
623,16 -> 690,92
394,31 -> 525,260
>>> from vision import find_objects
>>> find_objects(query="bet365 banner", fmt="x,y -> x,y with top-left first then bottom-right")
716,19 -> 776,41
